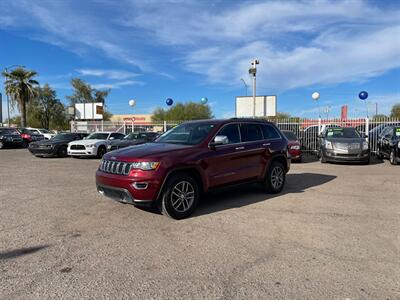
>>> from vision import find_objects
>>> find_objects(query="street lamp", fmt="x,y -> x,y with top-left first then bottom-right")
312,91 -> 321,118
3,65 -> 26,127
240,78 -> 248,96
248,59 -> 259,118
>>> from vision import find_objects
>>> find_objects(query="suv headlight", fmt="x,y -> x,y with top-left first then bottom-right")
290,145 -> 300,150
362,141 -> 369,150
131,162 -> 160,171
325,140 -> 333,149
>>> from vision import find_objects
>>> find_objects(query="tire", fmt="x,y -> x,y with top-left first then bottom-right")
22,141 -> 28,148
97,146 -> 106,158
0,141 -> 4,149
389,149 -> 398,165
264,161 -> 286,194
161,174 -> 199,220
57,146 -> 68,158
376,147 -> 383,159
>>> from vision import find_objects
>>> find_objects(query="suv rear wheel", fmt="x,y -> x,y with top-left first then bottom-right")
264,161 -> 286,194
161,174 -> 199,219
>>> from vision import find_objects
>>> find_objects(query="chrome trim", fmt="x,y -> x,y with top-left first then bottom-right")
100,159 -> 132,176
133,182 -> 149,190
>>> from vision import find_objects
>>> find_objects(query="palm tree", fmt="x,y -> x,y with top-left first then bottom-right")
2,67 -> 39,127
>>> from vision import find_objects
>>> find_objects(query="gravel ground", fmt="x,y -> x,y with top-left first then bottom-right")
0,149 -> 399,299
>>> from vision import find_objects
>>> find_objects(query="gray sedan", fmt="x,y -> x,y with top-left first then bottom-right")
318,127 -> 370,164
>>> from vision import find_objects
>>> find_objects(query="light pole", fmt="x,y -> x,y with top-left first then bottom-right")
240,78 -> 248,96
248,59 -> 259,118
3,65 -> 25,127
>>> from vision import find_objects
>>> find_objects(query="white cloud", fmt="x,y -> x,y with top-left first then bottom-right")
1,0 -> 399,92
77,69 -> 141,80
91,80 -> 144,89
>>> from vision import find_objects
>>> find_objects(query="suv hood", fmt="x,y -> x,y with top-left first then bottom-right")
104,142 -> 192,160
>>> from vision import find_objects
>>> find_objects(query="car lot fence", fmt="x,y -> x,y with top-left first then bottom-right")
70,117 -> 399,154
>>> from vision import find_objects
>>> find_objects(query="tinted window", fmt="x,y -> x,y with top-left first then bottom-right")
261,124 -> 281,139
86,133 -> 109,140
282,131 -> 297,140
240,123 -> 263,142
52,133 -> 76,140
217,124 -> 240,144
111,133 -> 125,139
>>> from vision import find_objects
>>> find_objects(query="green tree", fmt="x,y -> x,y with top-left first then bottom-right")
390,104 -> 400,119
67,78 -> 112,120
2,67 -> 39,127
371,114 -> 388,121
151,102 -> 213,121
29,84 -> 68,129
275,112 -> 291,119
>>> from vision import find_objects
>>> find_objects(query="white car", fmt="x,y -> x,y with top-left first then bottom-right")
67,132 -> 125,158
27,127 -> 56,140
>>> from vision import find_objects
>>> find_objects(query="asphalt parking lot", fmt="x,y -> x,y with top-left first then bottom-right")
0,149 -> 399,299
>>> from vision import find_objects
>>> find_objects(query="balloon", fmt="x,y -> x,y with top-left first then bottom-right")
166,98 -> 174,106
311,92 -> 320,101
128,99 -> 136,107
201,97 -> 208,104
359,91 -> 368,100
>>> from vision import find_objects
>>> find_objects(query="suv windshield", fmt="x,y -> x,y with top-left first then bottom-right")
325,128 -> 360,138
156,123 -> 215,145
124,133 -> 147,140
86,133 -> 109,140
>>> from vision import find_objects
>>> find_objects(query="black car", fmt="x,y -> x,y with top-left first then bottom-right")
16,128 -> 45,147
0,127 -> 23,149
318,127 -> 370,164
107,132 -> 158,152
376,126 -> 400,165
28,132 -> 88,157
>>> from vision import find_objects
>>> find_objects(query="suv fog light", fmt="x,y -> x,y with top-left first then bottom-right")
133,182 -> 148,190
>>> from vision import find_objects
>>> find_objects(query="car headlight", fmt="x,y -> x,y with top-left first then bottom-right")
87,144 -> 96,148
325,140 -> 333,149
131,162 -> 160,171
362,141 -> 369,150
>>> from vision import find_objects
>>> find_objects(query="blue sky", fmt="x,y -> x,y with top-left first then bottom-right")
1,0 -> 399,119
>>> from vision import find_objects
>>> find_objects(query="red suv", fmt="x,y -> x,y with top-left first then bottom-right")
96,119 -> 290,219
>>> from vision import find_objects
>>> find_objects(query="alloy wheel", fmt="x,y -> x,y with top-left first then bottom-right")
271,166 -> 284,190
170,181 -> 195,213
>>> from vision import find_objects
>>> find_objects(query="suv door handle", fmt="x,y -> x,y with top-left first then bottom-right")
263,143 -> 271,146
235,146 -> 245,150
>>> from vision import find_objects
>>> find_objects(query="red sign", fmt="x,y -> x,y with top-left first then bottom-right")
341,105 -> 348,120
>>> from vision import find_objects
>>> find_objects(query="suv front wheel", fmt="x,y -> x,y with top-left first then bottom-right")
264,161 -> 286,194
161,174 -> 199,219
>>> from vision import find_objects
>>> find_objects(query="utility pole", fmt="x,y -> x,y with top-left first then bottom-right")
248,59 -> 259,118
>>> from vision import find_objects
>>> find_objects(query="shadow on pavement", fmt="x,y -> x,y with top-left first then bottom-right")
193,173 -> 336,217
0,245 -> 49,260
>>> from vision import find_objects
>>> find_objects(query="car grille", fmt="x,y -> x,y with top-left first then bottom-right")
334,143 -> 360,150
99,160 -> 132,176
70,145 -> 85,150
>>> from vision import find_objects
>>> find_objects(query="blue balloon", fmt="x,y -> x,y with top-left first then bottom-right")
359,91 -> 368,100
201,97 -> 208,104
166,98 -> 173,106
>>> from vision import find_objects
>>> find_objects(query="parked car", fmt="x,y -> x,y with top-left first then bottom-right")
318,127 -> 370,164
0,127 -> 23,149
301,124 -> 340,152
28,132 -> 88,157
68,132 -> 125,158
15,128 -> 45,147
96,118 -> 290,219
376,126 -> 400,165
282,130 -> 302,162
26,127 -> 56,140
107,132 -> 159,152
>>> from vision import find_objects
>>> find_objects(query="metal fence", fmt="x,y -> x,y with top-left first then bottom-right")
71,117 -> 400,154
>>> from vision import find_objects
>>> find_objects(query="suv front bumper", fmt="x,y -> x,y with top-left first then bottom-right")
95,170 -> 162,206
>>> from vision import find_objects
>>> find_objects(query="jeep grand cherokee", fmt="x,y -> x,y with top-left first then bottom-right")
96,118 -> 290,219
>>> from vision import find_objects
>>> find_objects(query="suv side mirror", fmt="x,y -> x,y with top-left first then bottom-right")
209,135 -> 229,148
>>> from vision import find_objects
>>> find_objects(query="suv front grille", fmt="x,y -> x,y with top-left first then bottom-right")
100,160 -> 132,176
